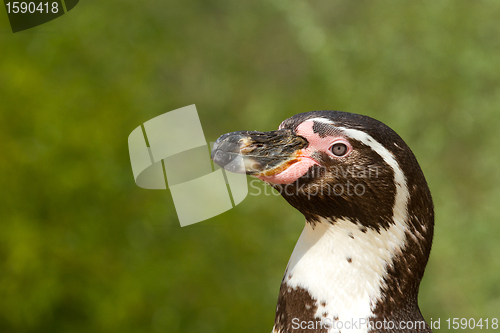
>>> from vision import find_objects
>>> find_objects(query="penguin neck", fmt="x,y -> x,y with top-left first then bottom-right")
273,217 -> 423,333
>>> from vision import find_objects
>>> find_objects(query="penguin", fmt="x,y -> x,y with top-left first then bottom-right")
211,111 -> 434,333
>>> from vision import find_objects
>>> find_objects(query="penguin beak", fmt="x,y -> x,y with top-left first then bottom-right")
211,129 -> 309,177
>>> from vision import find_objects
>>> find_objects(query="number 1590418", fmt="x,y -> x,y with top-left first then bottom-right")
5,2 -> 59,14
446,318 -> 498,330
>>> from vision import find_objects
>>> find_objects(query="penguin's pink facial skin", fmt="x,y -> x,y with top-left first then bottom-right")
254,154 -> 319,184
256,120 -> 353,184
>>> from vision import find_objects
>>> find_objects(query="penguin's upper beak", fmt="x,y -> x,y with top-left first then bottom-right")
211,129 -> 310,180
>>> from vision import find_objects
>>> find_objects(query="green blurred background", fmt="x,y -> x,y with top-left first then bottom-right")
1,1 -> 499,332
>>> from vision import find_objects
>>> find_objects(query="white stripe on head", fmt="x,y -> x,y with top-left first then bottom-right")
338,126 -> 409,227
282,127 -> 410,333
308,117 -> 335,125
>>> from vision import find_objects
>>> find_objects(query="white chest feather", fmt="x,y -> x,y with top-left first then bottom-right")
281,217 -> 408,333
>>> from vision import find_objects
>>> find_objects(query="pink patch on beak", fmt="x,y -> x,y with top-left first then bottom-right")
256,156 -> 319,184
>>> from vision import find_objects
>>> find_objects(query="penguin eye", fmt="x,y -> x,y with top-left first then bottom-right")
330,143 -> 348,156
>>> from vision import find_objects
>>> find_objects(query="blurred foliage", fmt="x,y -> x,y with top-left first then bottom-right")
1,0 -> 500,332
